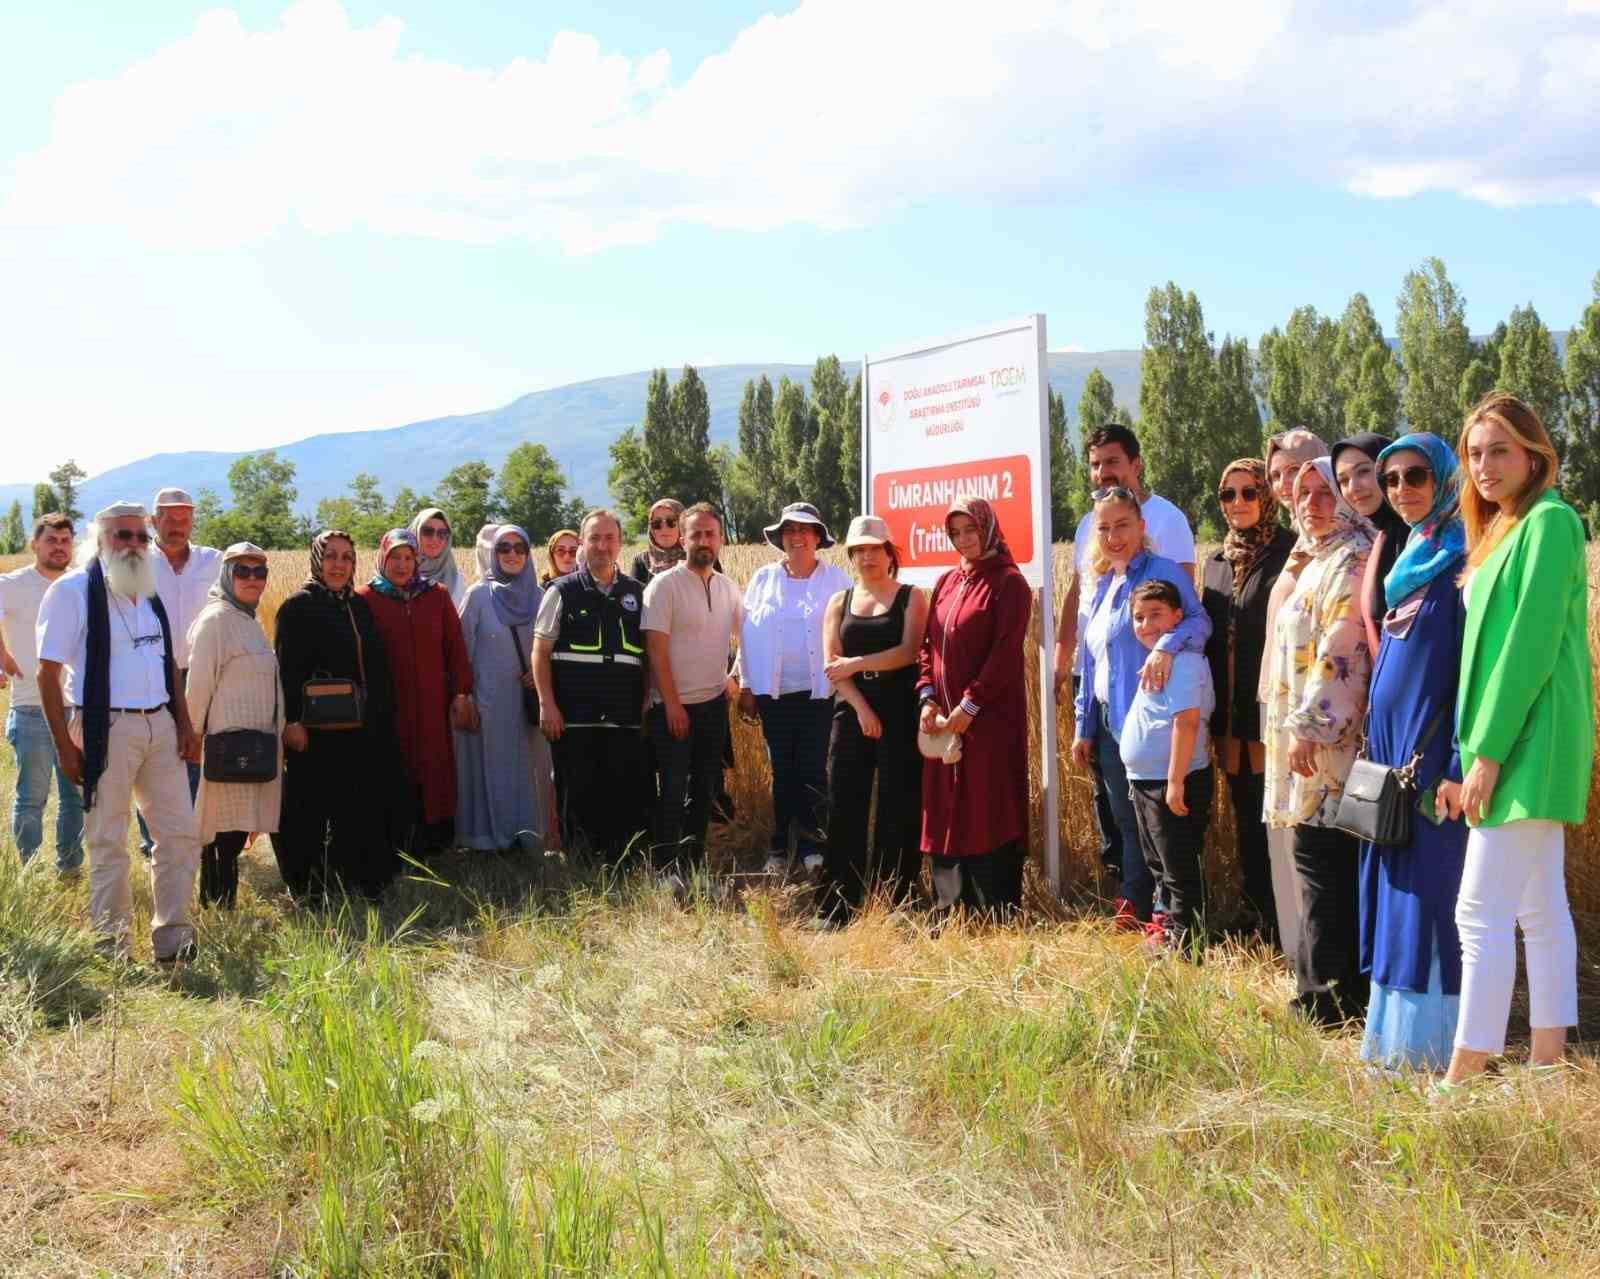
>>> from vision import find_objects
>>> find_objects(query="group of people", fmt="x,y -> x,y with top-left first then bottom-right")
0,390 -> 1589,1085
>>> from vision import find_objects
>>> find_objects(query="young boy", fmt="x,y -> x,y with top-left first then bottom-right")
1119,579 -> 1216,954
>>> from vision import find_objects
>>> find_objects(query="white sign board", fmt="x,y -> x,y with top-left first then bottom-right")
860,315 -> 1060,893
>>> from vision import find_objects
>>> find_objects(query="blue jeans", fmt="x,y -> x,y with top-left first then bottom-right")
1095,727 -> 1153,916
5,705 -> 84,871
756,692 -> 833,856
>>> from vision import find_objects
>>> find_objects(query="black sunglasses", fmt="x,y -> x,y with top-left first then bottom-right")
650,517 -> 678,530
1218,485 -> 1260,504
231,563 -> 269,580
110,529 -> 152,545
1090,485 -> 1138,502
1382,465 -> 1433,491
495,542 -> 528,555
419,524 -> 449,539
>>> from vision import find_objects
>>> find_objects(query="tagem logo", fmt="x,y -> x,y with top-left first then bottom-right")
873,382 -> 896,432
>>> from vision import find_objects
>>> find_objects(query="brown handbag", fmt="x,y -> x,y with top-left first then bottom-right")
301,603 -> 368,732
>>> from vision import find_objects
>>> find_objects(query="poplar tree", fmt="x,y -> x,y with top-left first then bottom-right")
1334,293 -> 1401,434
607,365 -> 723,529
1257,307 -> 1342,438
0,501 -> 23,554
1138,282 -> 1218,517
1074,368 -> 1127,515
771,376 -> 816,499
1397,258 -> 1473,437
1047,387 -> 1079,539
1496,303 -> 1566,436
1210,335 -> 1264,469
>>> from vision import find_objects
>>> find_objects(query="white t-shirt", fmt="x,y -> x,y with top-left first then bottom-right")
153,544 -> 222,670
1072,492 -> 1196,674
777,575 -> 816,695
0,565 -> 57,708
35,570 -> 171,709
1086,570 -> 1124,708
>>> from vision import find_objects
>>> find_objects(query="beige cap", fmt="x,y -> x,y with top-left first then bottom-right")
95,501 -> 149,522
152,487 -> 196,509
843,514 -> 892,548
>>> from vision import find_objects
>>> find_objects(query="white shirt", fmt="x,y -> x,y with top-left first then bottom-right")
153,543 -> 222,670
1072,492 -> 1196,674
737,560 -> 850,700
0,565 -> 58,708
36,569 -> 170,709
1086,571 -> 1123,709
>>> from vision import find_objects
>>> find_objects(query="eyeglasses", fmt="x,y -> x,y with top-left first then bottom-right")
553,543 -> 578,557
1090,485 -> 1138,502
110,529 -> 152,545
231,563 -> 269,580
1382,465 -> 1433,491
1218,486 -> 1260,504
649,517 -> 678,530
419,525 -> 448,539
495,542 -> 528,556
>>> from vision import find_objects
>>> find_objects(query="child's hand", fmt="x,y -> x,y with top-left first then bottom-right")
1165,778 -> 1188,816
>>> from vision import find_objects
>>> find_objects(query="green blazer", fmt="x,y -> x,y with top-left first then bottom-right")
1458,489 -> 1594,827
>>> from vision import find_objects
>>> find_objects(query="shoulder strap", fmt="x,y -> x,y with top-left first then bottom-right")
344,601 -> 367,686
510,623 -> 530,676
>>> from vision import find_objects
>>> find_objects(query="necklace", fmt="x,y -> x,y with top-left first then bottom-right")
109,593 -> 141,649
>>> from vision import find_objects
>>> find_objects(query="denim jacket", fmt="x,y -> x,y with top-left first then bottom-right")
1074,550 -> 1211,742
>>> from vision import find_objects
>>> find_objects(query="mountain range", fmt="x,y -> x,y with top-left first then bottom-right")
0,351 -> 1144,523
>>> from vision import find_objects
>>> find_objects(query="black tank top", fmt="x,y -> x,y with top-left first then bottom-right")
839,585 -> 912,659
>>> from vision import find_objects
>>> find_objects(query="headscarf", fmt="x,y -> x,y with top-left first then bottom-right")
945,496 -> 1011,567
475,523 -> 540,628
542,528 -> 579,587
1331,433 -> 1409,546
209,542 -> 268,618
306,529 -> 357,602
1265,429 -> 1330,532
1292,457 -> 1374,553
1218,457 -> 1279,598
409,507 -> 461,602
1375,432 -> 1466,610
643,498 -> 687,575
368,528 -> 432,600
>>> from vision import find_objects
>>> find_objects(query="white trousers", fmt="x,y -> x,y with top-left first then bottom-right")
1453,819 -> 1578,1054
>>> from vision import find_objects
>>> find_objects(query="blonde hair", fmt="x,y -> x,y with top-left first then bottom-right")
1458,392 -> 1559,569
1088,489 -> 1151,577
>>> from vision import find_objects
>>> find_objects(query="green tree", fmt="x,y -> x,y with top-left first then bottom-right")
435,460 -> 499,540
31,483 -> 61,522
206,450 -> 302,548
1334,293 -> 1401,434
496,443 -> 585,541
0,500 -> 23,554
772,375 -> 817,499
727,375 -> 780,542
1496,303 -> 1567,437
47,460 -> 87,524
841,372 -> 863,510
1210,335 -> 1264,467
1397,257 -> 1473,437
191,489 -> 229,546
1074,368 -> 1129,517
1563,272 -> 1600,522
607,366 -> 723,530
1047,387 -> 1079,540
1257,307 -> 1341,437
805,356 -> 857,534
1139,282 -> 1218,517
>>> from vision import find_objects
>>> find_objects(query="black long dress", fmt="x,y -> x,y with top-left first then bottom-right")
271,586 -> 408,901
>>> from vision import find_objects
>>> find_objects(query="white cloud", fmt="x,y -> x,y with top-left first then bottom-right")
4,0 -> 1598,252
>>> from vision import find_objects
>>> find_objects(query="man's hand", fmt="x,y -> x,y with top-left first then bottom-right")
1165,778 -> 1189,816
540,703 -> 566,742
283,723 -> 309,752
56,738 -> 84,786
1139,649 -> 1173,692
665,701 -> 690,741
179,725 -> 202,764
0,650 -> 20,685
1288,737 -> 1318,778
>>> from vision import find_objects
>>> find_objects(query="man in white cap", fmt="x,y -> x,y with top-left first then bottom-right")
35,502 -> 202,963
134,487 -> 220,856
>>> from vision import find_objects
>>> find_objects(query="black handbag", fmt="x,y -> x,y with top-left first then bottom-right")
1331,703 -> 1450,846
203,658 -> 280,784
510,624 -> 539,726
301,603 -> 367,732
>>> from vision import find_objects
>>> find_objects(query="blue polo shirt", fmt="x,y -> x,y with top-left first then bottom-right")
1120,652 -> 1215,781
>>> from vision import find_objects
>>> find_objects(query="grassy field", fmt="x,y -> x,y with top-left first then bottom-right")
1,542 -> 1598,1275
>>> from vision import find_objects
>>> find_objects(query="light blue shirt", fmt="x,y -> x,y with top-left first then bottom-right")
1120,652 -> 1215,782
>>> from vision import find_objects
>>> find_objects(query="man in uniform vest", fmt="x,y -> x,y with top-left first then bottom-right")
532,507 -> 652,862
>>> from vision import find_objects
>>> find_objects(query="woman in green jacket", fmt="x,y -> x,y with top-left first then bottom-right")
1438,392 -> 1592,1089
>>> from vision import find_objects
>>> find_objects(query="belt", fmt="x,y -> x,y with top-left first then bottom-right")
551,651 -> 643,667
109,703 -> 169,715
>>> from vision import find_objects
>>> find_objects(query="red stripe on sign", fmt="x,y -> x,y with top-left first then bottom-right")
871,455 -> 1034,568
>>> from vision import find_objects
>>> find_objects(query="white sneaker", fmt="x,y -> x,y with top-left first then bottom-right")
801,853 -> 824,874
762,855 -> 788,878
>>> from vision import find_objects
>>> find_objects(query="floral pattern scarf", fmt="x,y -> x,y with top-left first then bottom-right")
305,530 -> 357,602
1219,458 -> 1279,598
945,495 -> 1011,566
368,528 -> 433,600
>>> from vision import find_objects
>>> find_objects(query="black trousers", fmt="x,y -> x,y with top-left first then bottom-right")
1226,764 -> 1278,943
553,727 -> 652,863
930,841 -> 1025,921
1291,823 -> 1368,1025
820,679 -> 923,920
650,696 -> 729,871
272,804 -> 399,903
200,830 -> 249,910
1129,767 -> 1215,946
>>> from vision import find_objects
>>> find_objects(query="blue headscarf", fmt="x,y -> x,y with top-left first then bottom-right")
1376,432 -> 1466,610
475,523 -> 541,628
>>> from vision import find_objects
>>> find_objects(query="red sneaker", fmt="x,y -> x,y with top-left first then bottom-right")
1112,898 -> 1142,933
1144,911 -> 1169,941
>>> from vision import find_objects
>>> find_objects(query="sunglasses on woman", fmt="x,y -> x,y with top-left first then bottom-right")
1090,485 -> 1138,502
649,517 -> 678,530
230,563 -> 269,580
1218,485 -> 1259,504
495,542 -> 528,556
419,524 -> 449,540
1382,465 -> 1432,491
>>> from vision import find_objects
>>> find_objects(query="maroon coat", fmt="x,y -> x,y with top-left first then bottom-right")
917,553 -> 1032,857
358,582 -> 474,825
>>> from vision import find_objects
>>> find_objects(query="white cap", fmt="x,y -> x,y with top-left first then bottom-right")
152,487 -> 196,509
95,501 -> 149,522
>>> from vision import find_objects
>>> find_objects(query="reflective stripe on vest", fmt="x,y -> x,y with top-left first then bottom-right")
551,651 -> 643,667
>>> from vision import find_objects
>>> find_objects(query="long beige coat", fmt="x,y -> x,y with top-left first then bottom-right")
186,600 -> 284,844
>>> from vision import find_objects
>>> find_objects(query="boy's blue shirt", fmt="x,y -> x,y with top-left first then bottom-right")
1120,651 -> 1215,781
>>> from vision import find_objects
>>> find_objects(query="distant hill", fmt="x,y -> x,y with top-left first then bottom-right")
0,352 -> 1144,522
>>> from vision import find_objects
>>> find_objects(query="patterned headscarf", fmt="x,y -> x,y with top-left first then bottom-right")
208,542 -> 268,618
945,496 -> 1010,566
1218,457 -> 1279,598
644,498 -> 687,575
475,523 -> 540,628
306,530 -> 357,601
1376,432 -> 1466,609
408,507 -> 461,602
368,528 -> 432,600
1293,457 -> 1374,554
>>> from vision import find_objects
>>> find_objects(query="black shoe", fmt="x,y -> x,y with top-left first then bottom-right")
155,941 -> 198,967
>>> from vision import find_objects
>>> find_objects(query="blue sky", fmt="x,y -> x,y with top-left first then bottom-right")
2,0 -> 1597,486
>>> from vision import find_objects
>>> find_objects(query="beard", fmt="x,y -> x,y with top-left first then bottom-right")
688,546 -> 716,569
103,548 -> 158,599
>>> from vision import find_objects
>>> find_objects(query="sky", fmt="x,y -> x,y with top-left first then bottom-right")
2,0 -> 1597,486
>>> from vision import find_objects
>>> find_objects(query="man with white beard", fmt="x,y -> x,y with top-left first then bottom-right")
35,503 -> 202,964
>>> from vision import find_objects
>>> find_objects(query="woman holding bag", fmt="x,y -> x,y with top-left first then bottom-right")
454,524 -> 554,853
184,543 -> 283,909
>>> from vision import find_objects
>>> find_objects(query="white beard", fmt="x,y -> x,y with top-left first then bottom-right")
103,549 -> 157,599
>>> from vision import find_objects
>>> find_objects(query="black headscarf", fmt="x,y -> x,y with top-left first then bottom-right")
1332,433 -> 1407,624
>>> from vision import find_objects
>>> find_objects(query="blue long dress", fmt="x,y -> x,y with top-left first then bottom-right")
1358,567 -> 1469,1070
